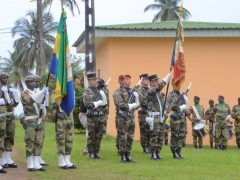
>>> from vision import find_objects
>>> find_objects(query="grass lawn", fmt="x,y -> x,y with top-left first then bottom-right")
14,120 -> 240,180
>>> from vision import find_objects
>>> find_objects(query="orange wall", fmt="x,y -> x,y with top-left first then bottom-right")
96,37 -> 240,146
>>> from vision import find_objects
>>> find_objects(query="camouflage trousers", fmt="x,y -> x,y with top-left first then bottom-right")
116,114 -> 135,153
24,118 -> 44,157
170,116 -> 186,151
235,125 -> 240,145
149,116 -> 165,152
183,117 -> 187,146
87,116 -> 104,154
215,120 -> 228,146
192,123 -> 203,146
138,113 -> 150,148
5,114 -> 15,151
102,114 -> 108,135
56,116 -> 74,156
209,121 -> 215,144
0,116 -> 7,157
115,116 -> 120,149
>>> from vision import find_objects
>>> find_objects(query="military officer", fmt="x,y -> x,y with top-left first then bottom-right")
21,76 -> 48,171
186,96 -> 205,149
113,74 -> 140,163
212,95 -> 232,150
166,80 -> 189,159
231,97 -> 240,148
205,99 -> 216,149
0,72 -> 19,169
146,73 -> 172,160
82,72 -> 107,160
137,74 -> 150,153
0,72 -> 12,173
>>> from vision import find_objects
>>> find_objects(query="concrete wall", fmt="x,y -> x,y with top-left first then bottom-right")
96,37 -> 240,146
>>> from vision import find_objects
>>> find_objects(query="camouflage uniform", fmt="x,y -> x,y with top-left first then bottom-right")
83,87 -> 105,158
205,106 -> 215,147
102,88 -> 109,135
182,116 -> 187,147
21,89 -> 44,157
138,86 -> 150,152
166,90 -> 186,155
147,82 -> 166,156
213,103 -> 231,150
231,104 -> 240,148
188,104 -> 205,148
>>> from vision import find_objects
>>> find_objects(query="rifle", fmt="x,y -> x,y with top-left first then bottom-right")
119,77 -> 142,119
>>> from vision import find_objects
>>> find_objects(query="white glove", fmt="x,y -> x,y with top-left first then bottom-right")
226,115 -> 231,121
128,103 -> 138,111
99,90 -> 107,105
162,72 -> 172,84
1,86 -> 8,92
201,120 -> 206,124
183,94 -> 189,106
9,87 -> 17,93
40,103 -> 45,110
41,86 -> 49,94
0,98 -> 5,105
93,100 -> 104,108
46,91 -> 49,96
133,91 -> 140,106
179,104 -> 187,112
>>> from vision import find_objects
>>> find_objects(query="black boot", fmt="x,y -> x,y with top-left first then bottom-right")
156,149 -> 162,159
210,142 -> 213,149
194,145 -> 198,149
177,148 -> 184,159
222,145 -> 226,151
143,147 -> 149,154
125,152 -> 134,162
89,153 -> 95,160
121,152 -> 127,163
172,150 -> 180,159
216,145 -> 221,150
0,168 -> 7,173
151,152 -> 157,160
94,151 -> 101,159
182,143 -> 185,147
165,139 -> 168,146
238,144 -> 240,149
199,145 -> 202,149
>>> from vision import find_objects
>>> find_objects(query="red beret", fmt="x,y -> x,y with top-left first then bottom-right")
119,74 -> 131,80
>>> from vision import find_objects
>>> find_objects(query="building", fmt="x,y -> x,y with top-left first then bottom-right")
73,21 -> 240,146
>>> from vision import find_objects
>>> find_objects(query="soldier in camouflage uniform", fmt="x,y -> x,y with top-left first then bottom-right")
212,95 -> 232,150
113,74 -> 140,163
137,74 -> 150,153
182,116 -> 187,147
147,73 -> 172,160
186,96 -> 205,149
0,72 -> 19,169
0,72 -> 12,173
21,76 -> 48,171
205,99 -> 215,149
166,80 -> 189,159
82,72 -> 107,160
231,97 -> 240,148
54,103 -> 77,169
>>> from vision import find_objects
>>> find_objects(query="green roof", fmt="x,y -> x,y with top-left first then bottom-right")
97,21 -> 240,30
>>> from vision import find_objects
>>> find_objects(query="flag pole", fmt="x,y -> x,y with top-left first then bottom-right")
161,5 -> 183,118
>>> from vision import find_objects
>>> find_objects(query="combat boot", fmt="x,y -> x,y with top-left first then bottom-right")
143,147 -> 149,154
165,139 -> 168,146
126,152 -> 134,162
216,145 -> 221,150
151,152 -> 157,161
121,153 -> 127,163
222,145 -> 226,151
238,144 -> 240,149
199,145 -> 202,149
177,148 -> 184,159
89,153 -> 95,160
210,142 -> 213,149
182,143 -> 185,147
94,151 -> 101,159
194,145 -> 198,149
156,149 -> 162,159
172,150 -> 180,159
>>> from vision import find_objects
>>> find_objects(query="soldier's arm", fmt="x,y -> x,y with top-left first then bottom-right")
113,91 -> 129,111
166,92 -> 174,112
231,105 -> 238,119
147,81 -> 166,96
138,89 -> 147,107
185,108 -> 193,122
21,91 -> 35,105
82,90 -> 95,109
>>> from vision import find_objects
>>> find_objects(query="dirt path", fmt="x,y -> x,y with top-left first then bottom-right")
1,149 -> 30,180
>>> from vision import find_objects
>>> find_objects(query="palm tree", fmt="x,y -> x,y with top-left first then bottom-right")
43,0 -> 80,16
144,0 -> 191,22
0,51 -> 28,92
11,10 -> 58,75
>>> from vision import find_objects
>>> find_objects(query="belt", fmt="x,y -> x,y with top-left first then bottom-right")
149,112 -> 161,116
92,111 -> 104,116
0,112 -> 7,118
119,110 -> 134,117
7,111 -> 14,116
25,115 -> 38,120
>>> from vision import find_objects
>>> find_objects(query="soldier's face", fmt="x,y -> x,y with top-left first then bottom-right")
150,79 -> 158,87
0,75 -> 8,85
194,99 -> 200,104
209,102 -> 214,106
141,79 -> 149,86
26,80 -> 36,90
121,77 -> 131,87
218,97 -> 224,103
35,80 -> 40,88
88,78 -> 97,87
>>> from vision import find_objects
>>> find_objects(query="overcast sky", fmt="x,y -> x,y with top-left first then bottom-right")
1,0 -> 240,114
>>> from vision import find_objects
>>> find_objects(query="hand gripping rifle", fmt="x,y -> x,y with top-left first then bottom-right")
171,82 -> 192,119
119,77 -> 143,119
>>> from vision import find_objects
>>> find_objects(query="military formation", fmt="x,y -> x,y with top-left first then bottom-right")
0,70 -> 239,173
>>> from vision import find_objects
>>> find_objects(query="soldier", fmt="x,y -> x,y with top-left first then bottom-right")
82,72 -> 107,160
0,72 -> 19,169
137,74 -> 150,153
205,99 -> 215,149
32,75 -> 48,166
0,72 -> 12,173
54,103 -> 77,169
186,96 -> 205,149
21,76 -> 48,171
147,73 -> 172,160
212,95 -> 232,150
166,80 -> 189,159
231,97 -> 240,148
113,74 -> 140,163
